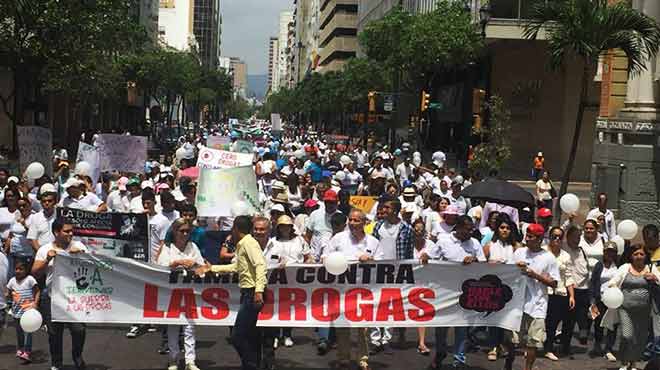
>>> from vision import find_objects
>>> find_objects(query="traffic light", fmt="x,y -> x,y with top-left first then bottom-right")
368,91 -> 376,112
420,90 -> 430,112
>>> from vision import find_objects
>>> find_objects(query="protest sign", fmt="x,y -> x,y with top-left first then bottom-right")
196,166 -> 259,217
197,147 -> 253,169
350,196 -> 378,214
270,113 -> 281,131
206,135 -> 231,150
94,134 -> 147,173
52,254 -> 525,330
56,208 -> 149,261
233,140 -> 254,154
17,126 -> 52,175
75,142 -> 101,182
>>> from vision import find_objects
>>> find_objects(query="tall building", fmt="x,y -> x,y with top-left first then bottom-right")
192,0 -> 222,69
158,0 -> 197,51
267,37 -> 280,94
318,0 -> 359,72
230,57 -> 248,99
278,11 -> 294,89
218,56 -> 231,72
158,0 -> 222,68
135,0 -> 160,42
292,0 -> 322,84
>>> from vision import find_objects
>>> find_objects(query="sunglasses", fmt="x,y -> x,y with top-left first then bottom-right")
550,234 -> 563,240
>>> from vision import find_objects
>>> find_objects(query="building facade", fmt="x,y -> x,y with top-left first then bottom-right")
158,0 -> 197,51
278,11 -> 294,89
192,0 -> 222,69
230,57 -> 248,99
267,37 -> 280,94
291,0 -> 322,84
317,0 -> 359,72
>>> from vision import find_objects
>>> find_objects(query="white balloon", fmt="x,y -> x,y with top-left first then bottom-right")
324,251 -> 348,275
20,309 -> 43,333
25,162 -> 45,180
559,193 -> 580,214
617,219 -> 638,240
611,235 -> 625,255
230,201 -> 250,217
602,287 -> 624,309
75,161 -> 91,177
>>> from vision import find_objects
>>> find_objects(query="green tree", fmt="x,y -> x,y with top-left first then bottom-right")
359,2 -> 483,92
0,0 -> 147,124
469,96 -> 512,175
524,0 -> 660,198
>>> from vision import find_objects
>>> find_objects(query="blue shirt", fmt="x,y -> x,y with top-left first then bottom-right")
308,162 -> 323,183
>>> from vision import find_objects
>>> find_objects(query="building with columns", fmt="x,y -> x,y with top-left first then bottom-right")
592,0 -> 660,224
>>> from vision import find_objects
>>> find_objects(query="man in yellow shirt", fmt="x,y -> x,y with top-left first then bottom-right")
196,215 -> 267,370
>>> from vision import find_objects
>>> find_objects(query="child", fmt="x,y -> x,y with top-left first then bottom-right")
6,258 -> 40,363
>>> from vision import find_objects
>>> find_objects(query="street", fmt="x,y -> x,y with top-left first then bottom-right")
0,324 -> 625,370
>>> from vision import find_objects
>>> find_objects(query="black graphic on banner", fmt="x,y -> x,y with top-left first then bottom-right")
459,275 -> 513,315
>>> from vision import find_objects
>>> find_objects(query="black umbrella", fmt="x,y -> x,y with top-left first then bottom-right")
461,178 -> 535,209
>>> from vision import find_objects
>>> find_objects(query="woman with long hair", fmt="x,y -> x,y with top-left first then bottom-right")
482,215 -> 521,361
412,219 -> 434,355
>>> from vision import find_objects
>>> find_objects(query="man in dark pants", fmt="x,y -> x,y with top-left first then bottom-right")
562,225 -> 592,357
32,219 -> 88,370
197,216 -> 267,370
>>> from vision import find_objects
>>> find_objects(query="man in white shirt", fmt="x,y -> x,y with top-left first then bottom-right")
32,219 -> 88,370
106,177 -> 130,212
28,186 -> 58,253
395,157 -> 415,187
502,223 -> 559,370
448,179 -> 471,215
305,190 -> 340,261
421,215 -> 484,367
586,192 -> 616,239
148,191 -> 180,263
59,178 -> 106,212
323,209 -> 377,370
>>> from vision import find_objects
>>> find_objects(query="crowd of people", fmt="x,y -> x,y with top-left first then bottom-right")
0,124 -> 659,370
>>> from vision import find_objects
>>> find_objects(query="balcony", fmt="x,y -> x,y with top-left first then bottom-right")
467,0 -> 552,40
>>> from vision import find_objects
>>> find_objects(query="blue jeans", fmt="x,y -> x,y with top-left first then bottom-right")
318,327 -> 336,344
434,327 -> 467,365
231,289 -> 262,370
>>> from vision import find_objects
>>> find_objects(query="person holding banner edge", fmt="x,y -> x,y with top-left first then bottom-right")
32,218 -> 88,370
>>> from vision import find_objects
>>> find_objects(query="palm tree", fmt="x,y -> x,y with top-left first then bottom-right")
523,0 -> 660,200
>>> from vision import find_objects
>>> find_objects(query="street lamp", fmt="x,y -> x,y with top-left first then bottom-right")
479,2 -> 492,38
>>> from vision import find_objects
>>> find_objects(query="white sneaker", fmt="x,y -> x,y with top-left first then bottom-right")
273,337 -> 278,349
545,352 -> 559,361
167,365 -> 178,370
605,352 -> 617,362
284,337 -> 294,347
126,325 -> 141,338
185,362 -> 201,370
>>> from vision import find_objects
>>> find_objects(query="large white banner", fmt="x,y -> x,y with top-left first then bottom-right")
94,134 -> 147,173
17,126 -> 52,175
196,147 -> 253,169
52,254 -> 525,330
75,142 -> 101,182
195,166 -> 259,217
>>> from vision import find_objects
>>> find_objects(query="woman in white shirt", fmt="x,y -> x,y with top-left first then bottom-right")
580,219 -> 605,266
157,219 -> 204,370
412,219 -> 433,355
535,170 -> 554,210
8,196 -> 35,260
264,215 -> 312,348
482,216 -> 521,361
285,173 -> 303,211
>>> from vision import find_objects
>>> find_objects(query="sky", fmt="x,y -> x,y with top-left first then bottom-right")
221,0 -> 293,75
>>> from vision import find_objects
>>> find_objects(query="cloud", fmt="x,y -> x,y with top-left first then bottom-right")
221,0 -> 293,75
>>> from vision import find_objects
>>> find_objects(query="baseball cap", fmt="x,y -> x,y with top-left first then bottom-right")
322,189 -> 338,202
62,177 -> 82,189
537,208 -> 552,218
527,223 -> 545,237
603,241 -> 618,251
141,180 -> 154,190
304,199 -> 319,208
7,176 -> 19,185
127,177 -> 140,187
39,183 -> 57,195
117,177 -> 129,191
270,204 -> 285,213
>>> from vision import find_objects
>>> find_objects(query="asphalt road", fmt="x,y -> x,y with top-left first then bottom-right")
0,323 -> 637,370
